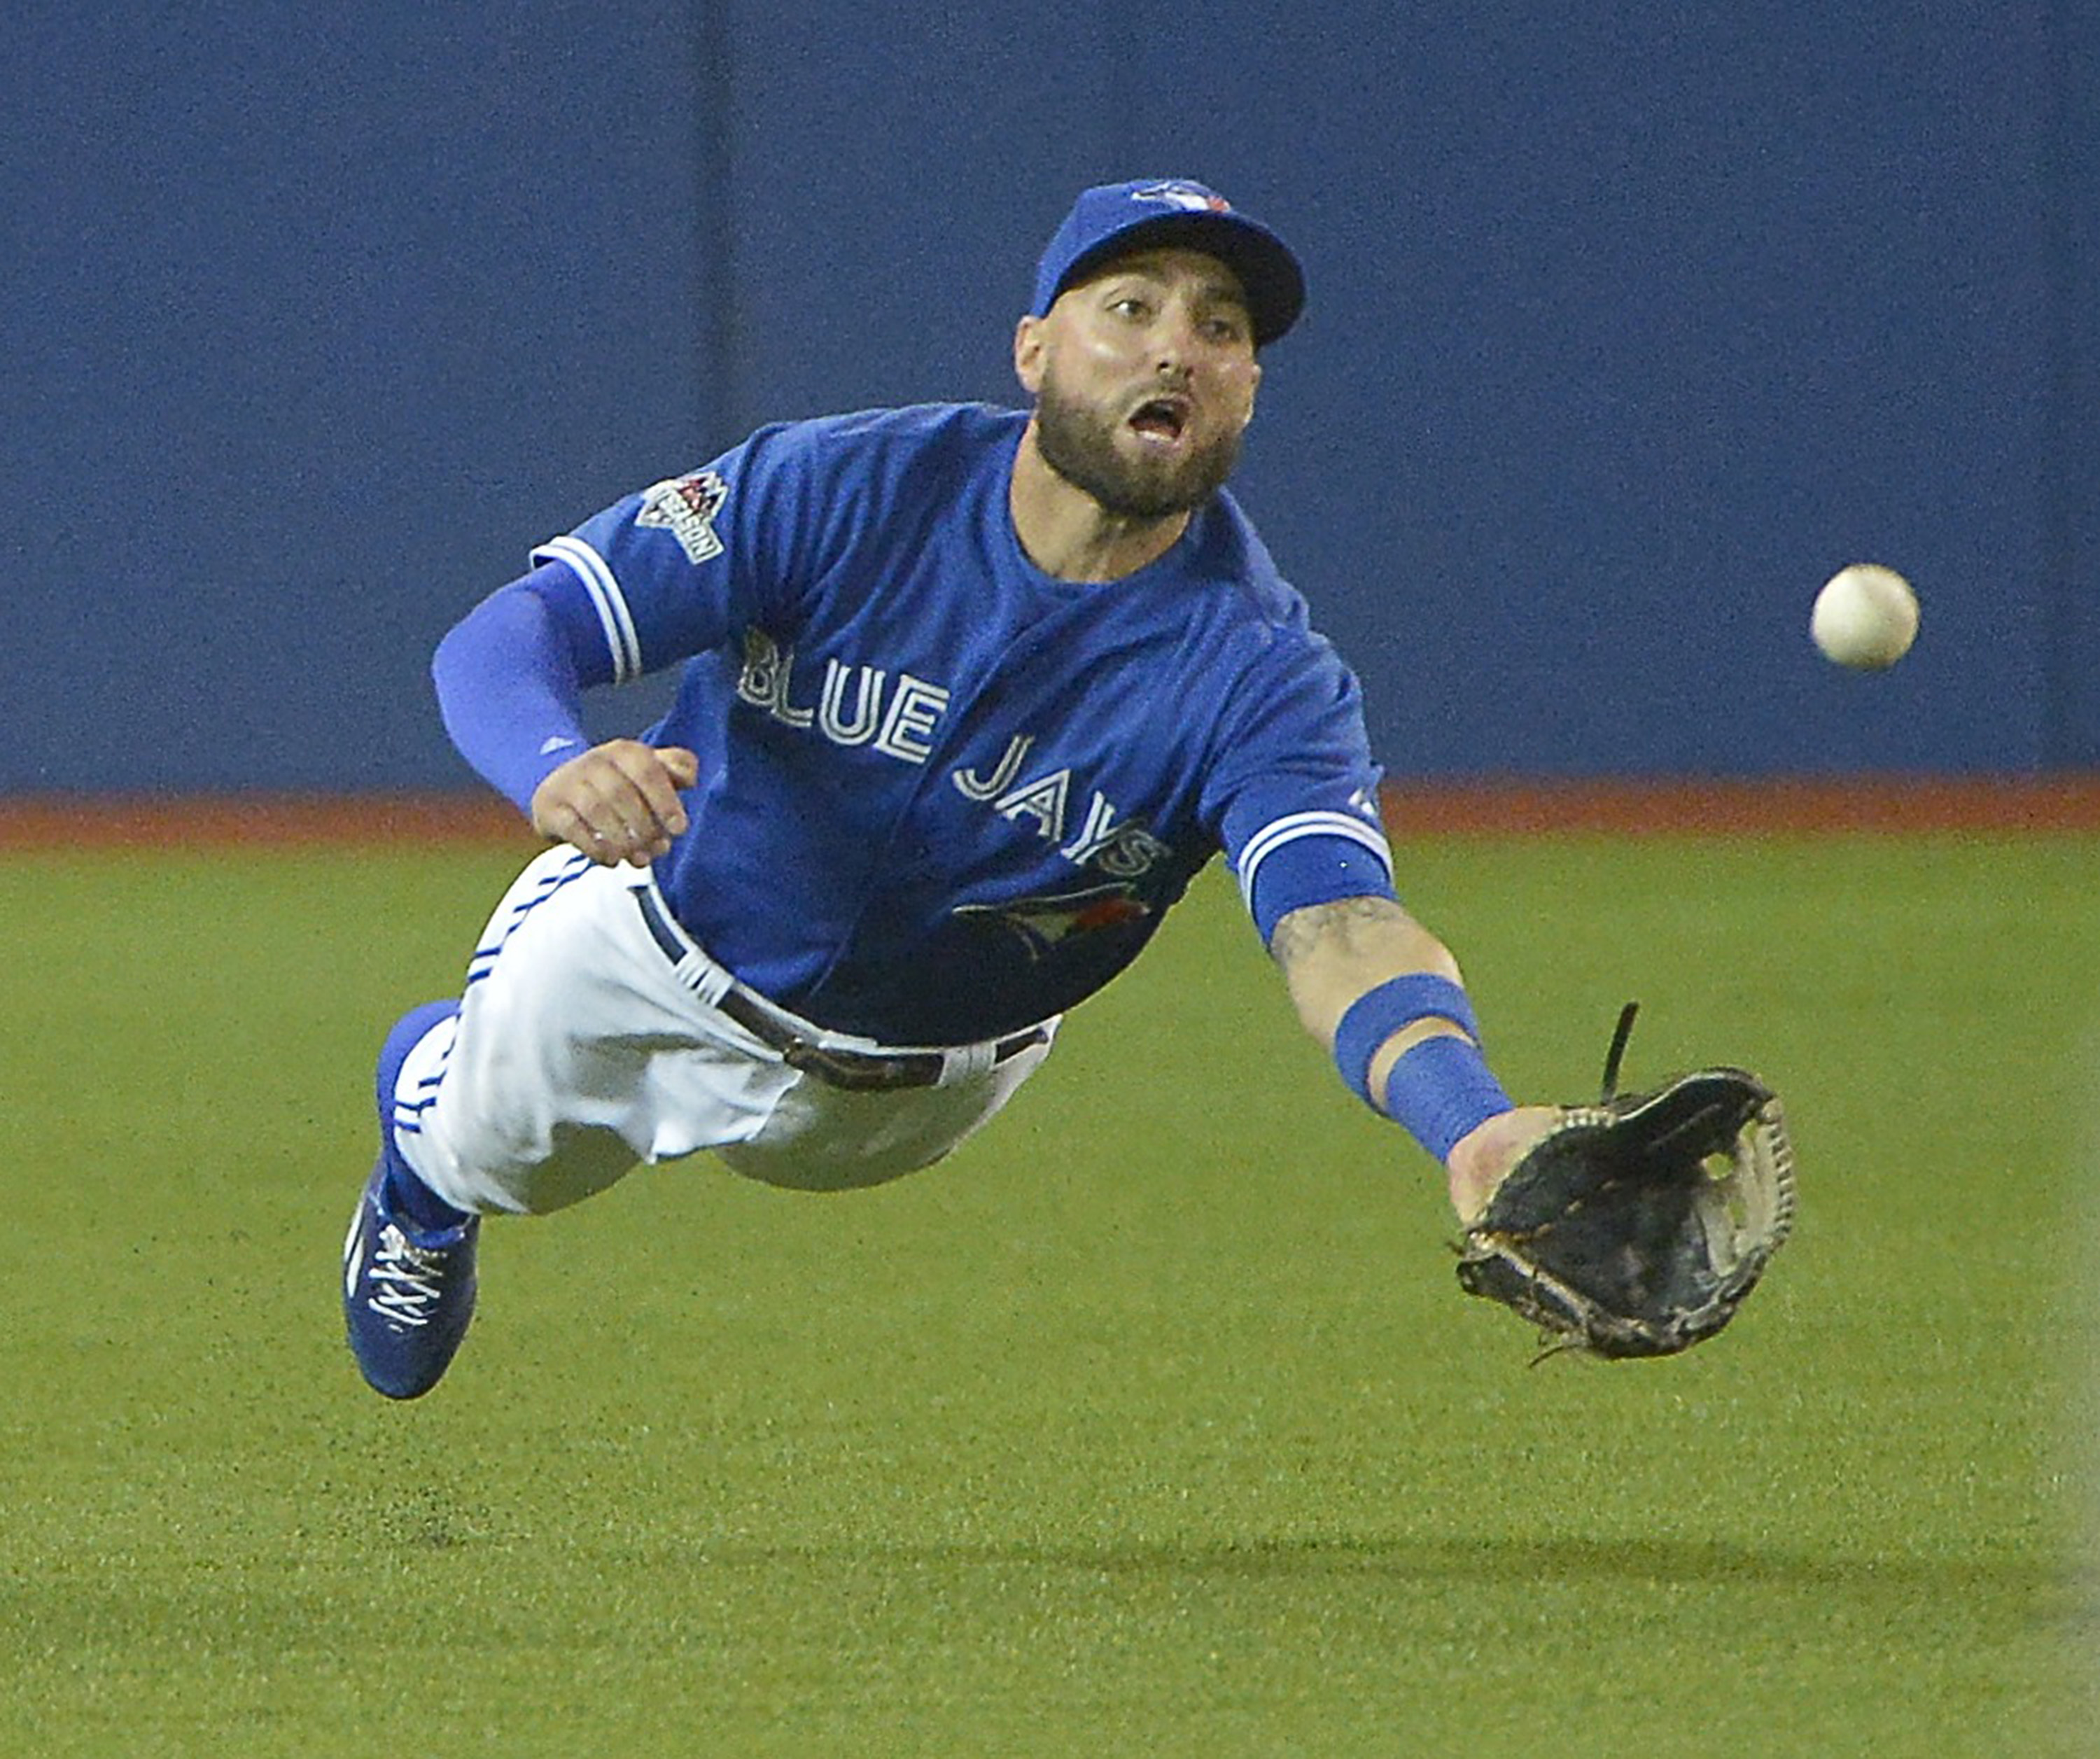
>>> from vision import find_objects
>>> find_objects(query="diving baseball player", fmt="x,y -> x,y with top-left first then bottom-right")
344,178 -> 1555,1399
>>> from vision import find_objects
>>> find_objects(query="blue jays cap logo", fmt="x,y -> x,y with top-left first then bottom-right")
1129,180 -> 1236,214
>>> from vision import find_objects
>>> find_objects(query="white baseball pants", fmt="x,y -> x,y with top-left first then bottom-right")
388,845 -> 1058,1216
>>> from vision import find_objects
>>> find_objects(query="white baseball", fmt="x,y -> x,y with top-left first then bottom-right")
1811,564 -> 1919,670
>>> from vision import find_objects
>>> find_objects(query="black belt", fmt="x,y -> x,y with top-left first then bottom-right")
634,888 -> 1046,1093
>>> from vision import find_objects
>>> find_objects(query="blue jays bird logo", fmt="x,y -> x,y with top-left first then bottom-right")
1131,180 -> 1233,213
951,883 -> 1152,961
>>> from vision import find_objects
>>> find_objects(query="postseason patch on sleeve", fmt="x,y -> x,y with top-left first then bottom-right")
636,470 -> 730,564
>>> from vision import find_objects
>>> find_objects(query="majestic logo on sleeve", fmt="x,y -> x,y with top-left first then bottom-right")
638,471 -> 729,564
951,883 -> 1152,960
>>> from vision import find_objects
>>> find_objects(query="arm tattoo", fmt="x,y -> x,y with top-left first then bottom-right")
1268,895 -> 1416,972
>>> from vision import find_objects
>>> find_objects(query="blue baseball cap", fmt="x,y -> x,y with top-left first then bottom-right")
1030,178 -> 1306,346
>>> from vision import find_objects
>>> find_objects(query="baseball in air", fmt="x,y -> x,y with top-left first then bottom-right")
1811,564 -> 1919,670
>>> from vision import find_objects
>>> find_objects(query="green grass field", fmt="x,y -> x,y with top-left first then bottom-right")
1,832 -> 2094,1756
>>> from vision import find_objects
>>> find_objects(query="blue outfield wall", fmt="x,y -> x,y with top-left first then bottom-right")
2,1 -> 2093,792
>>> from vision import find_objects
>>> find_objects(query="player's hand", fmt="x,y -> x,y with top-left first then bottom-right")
530,741 -> 700,867
1446,1105 -> 1562,1225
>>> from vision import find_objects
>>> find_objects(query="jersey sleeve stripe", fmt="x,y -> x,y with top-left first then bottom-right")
1233,810 -> 1394,906
534,535 -> 643,682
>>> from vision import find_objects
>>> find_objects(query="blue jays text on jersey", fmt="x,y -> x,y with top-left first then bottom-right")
519,402 -> 1394,1046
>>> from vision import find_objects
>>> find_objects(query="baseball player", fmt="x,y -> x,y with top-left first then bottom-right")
344,177 -> 1556,1399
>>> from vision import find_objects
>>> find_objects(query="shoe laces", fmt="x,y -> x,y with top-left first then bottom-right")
365,1223 -> 454,1327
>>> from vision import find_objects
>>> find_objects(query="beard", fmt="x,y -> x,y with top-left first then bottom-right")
1032,377 -> 1244,521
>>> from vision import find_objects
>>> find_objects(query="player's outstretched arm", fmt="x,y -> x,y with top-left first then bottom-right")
1268,895 -> 1557,1219
530,741 -> 699,867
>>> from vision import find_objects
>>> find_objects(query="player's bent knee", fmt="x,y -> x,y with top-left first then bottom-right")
713,1138 -> 953,1193
440,1126 -> 640,1217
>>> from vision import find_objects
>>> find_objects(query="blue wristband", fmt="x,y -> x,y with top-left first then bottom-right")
1333,973 -> 1483,1108
1380,1034 -> 1516,1163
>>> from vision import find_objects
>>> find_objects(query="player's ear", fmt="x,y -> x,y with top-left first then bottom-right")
1241,357 -> 1262,428
1013,314 -> 1047,395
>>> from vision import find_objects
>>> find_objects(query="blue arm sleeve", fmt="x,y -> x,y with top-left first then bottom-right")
432,564 -> 610,816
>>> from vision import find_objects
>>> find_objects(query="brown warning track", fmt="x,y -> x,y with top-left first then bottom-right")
3,776 -> 2099,850
0,794 -> 536,850
1376,774 -> 2100,835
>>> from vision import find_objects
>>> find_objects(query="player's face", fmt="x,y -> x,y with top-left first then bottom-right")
1019,248 -> 1263,520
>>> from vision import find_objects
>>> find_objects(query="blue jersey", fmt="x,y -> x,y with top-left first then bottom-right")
526,402 -> 1390,1045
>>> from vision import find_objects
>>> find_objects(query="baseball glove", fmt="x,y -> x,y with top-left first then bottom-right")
1455,1003 -> 1795,1360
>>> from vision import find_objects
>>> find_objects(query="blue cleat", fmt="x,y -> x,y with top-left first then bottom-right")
346,1000 -> 477,1399
343,1156 -> 479,1399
